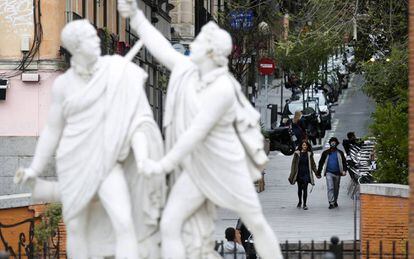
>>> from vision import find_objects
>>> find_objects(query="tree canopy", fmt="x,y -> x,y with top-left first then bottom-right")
275,0 -> 354,89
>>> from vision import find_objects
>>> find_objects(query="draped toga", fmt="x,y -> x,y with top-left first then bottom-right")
51,55 -> 165,257
163,58 -> 262,258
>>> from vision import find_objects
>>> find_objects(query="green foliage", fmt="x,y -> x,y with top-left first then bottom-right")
362,45 -> 408,103
275,0 -> 354,90
354,0 -> 408,62
370,101 -> 408,184
98,27 -> 117,55
34,204 -> 63,250
275,31 -> 337,89
358,1 -> 408,185
158,73 -> 169,94
218,1 -> 282,83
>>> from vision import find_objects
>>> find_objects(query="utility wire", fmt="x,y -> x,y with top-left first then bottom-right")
1,0 -> 43,79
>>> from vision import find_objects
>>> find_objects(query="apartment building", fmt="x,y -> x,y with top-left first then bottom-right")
0,0 -> 172,206
169,0 -> 223,51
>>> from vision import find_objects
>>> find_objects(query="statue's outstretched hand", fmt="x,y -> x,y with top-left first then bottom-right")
118,0 -> 139,18
14,167 -> 37,186
138,159 -> 164,177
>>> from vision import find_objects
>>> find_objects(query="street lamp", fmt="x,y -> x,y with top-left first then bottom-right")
259,21 -> 270,34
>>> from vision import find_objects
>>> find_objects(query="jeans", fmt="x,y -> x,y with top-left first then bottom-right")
326,172 -> 341,204
297,180 -> 308,205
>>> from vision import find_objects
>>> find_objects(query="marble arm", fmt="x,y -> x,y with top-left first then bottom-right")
129,9 -> 185,71
160,82 -> 235,171
29,83 -> 65,176
131,131 -> 149,171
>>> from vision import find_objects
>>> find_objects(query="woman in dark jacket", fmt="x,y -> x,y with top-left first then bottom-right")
288,141 -> 317,210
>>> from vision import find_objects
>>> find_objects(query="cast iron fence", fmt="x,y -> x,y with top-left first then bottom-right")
0,217 -> 64,258
215,237 -> 409,259
0,218 -> 409,258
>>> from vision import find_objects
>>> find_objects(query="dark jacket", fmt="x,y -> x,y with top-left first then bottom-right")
289,151 -> 317,185
317,148 -> 347,176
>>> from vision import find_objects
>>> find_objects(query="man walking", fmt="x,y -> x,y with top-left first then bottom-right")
317,137 -> 347,209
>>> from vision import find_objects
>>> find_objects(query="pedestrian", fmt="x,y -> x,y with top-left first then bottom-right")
221,227 -> 247,259
291,111 -> 306,147
317,137 -> 348,209
342,132 -> 361,156
236,219 -> 256,259
289,140 -> 318,210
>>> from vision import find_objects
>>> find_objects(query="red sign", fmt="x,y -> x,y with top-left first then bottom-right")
258,58 -> 275,75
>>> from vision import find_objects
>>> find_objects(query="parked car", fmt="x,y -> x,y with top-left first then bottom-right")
280,100 -> 326,145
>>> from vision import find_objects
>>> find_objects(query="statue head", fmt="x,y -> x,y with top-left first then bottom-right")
61,20 -> 101,66
190,22 -> 232,67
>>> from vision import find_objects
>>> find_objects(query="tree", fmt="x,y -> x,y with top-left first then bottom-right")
357,0 -> 408,184
370,101 -> 408,184
362,44 -> 408,184
362,44 -> 407,103
354,0 -> 408,62
274,0 -> 355,107
218,1 -> 282,90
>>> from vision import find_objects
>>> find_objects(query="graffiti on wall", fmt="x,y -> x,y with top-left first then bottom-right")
0,0 -> 33,33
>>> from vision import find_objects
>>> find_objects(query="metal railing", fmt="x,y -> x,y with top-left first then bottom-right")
1,219 -> 408,259
0,218 -> 64,258
215,237 -> 409,259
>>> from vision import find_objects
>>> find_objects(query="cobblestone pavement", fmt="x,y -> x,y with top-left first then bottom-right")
214,74 -> 375,242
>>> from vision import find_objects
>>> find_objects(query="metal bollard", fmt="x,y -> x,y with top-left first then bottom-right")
329,236 -> 342,259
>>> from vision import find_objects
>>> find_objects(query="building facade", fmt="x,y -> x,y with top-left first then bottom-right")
169,0 -> 222,48
0,0 -> 172,205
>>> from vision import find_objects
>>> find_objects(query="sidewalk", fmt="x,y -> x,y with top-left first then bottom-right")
213,151 -> 359,242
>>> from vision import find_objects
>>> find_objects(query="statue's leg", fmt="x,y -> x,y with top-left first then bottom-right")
238,210 -> 283,259
66,207 -> 89,259
160,172 -> 206,259
98,164 -> 139,259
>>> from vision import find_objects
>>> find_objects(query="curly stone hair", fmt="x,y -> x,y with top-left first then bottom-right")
195,21 -> 233,67
61,19 -> 97,54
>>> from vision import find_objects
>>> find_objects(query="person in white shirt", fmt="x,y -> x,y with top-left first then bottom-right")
222,227 -> 246,259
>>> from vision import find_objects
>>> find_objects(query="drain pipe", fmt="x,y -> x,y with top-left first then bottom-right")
66,0 -> 72,23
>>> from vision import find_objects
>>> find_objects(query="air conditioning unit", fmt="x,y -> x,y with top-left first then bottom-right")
0,78 -> 9,100
21,73 -> 40,82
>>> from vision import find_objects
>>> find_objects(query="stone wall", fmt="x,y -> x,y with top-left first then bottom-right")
0,137 -> 56,208
360,184 -> 409,257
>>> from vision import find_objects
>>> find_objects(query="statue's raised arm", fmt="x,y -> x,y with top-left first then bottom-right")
118,0 -> 185,71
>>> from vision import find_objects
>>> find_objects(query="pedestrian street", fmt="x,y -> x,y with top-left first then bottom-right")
214,74 -> 376,242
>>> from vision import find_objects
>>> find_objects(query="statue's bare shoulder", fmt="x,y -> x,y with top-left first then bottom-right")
208,74 -> 235,101
51,72 -> 71,102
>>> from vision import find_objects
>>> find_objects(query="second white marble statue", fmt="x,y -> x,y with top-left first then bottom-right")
119,1 -> 283,259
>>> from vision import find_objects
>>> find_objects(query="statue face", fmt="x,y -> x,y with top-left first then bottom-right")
189,32 -> 209,64
74,25 -> 101,64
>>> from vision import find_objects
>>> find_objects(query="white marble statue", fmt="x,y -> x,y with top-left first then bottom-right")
118,1 -> 283,259
14,20 -> 165,259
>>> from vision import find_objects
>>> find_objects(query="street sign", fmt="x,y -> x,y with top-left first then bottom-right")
232,56 -> 252,65
259,58 -> 275,75
229,10 -> 254,30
